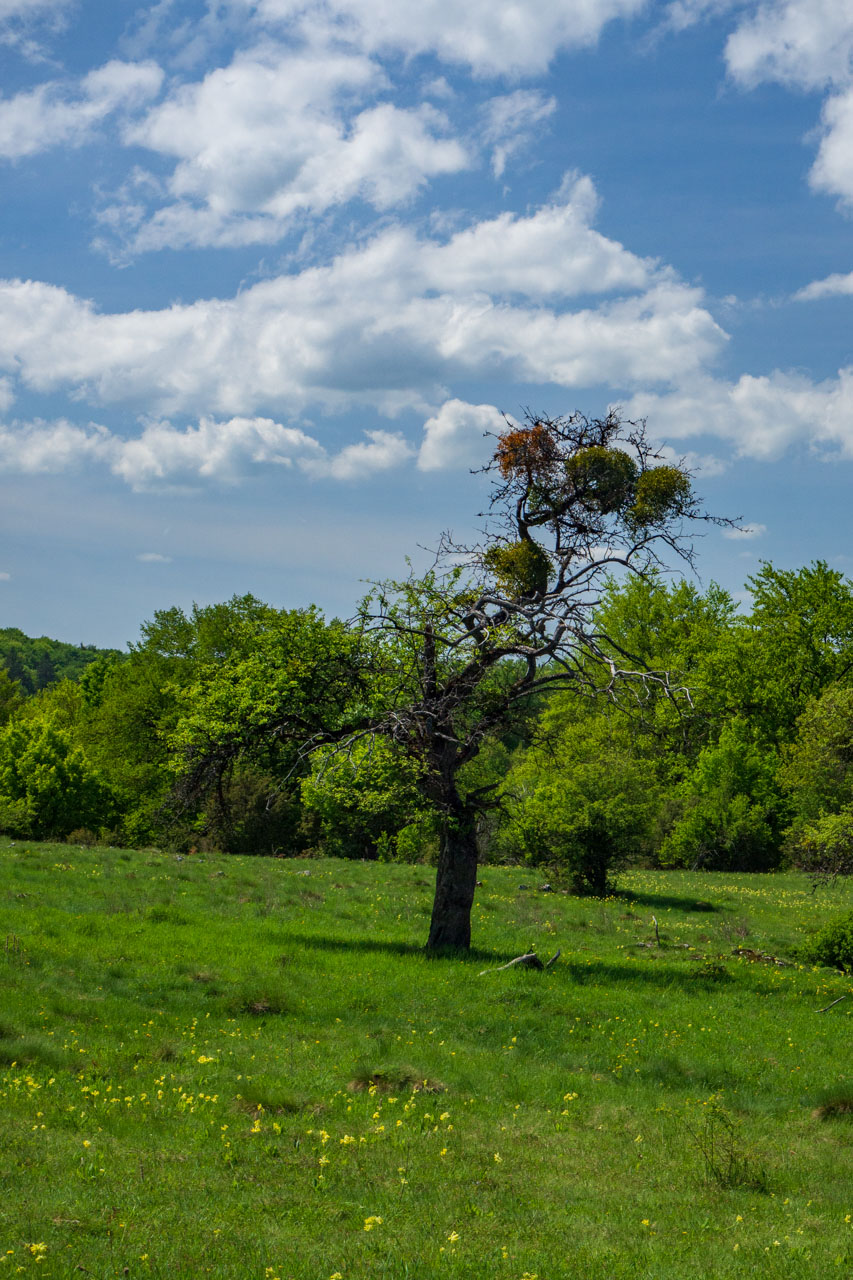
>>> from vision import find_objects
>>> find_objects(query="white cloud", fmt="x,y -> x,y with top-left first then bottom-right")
136,552 -> 173,562
794,267 -> 853,299
237,0 -> 650,76
109,46 -> 467,251
418,399 -> 506,471
723,522 -> 767,539
669,2 -> 853,209
0,376 -> 13,412
717,2 -> 853,209
480,89 -> 556,179
810,86 -> 853,206
628,366 -> 853,460
724,1 -> 853,91
112,415 -> 326,489
0,414 -> 414,490
0,571 -> 10,581
0,418 -> 115,471
0,60 -> 163,160
0,184 -> 724,419
664,0 -> 739,34
301,429 -> 414,479
0,0 -> 67,17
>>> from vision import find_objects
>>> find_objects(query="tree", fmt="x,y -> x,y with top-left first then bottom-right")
0,668 -> 22,727
780,681 -> 853,878
344,410 -> 723,948
168,411 -> 721,946
733,561 -> 853,745
0,715 -> 118,839
168,599 -> 367,852
658,718 -> 785,870
301,738 -> 433,860
496,704 -> 659,893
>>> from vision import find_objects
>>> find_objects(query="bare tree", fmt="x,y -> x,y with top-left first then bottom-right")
347,410 -> 727,950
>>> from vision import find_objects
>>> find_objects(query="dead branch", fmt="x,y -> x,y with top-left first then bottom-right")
479,952 -> 543,975
815,994 -> 849,1014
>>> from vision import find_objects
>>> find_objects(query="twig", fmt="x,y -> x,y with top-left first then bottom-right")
545,948 -> 561,969
652,916 -> 660,946
815,995 -> 849,1014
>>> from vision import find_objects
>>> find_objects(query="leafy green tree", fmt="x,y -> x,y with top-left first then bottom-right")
0,668 -> 22,726
302,738 -> 432,860
659,719 -> 785,870
80,654 -> 178,846
734,561 -> 853,745
781,682 -> 853,821
34,651 -> 57,690
2,645 -> 33,695
496,706 -> 658,894
0,716 -> 118,839
779,682 -> 853,878
167,600 -> 364,853
593,572 -> 741,766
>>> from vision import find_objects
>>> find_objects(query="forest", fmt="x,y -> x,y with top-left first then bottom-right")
2,556 -> 851,891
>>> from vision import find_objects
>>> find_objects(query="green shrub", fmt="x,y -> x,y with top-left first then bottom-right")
799,910 -> 853,970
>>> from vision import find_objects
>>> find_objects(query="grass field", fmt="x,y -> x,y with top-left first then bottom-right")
1,838 -> 853,1279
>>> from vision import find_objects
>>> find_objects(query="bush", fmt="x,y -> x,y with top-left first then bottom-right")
799,911 -> 853,971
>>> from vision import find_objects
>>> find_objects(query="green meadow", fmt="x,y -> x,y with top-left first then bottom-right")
1,840 -> 852,1279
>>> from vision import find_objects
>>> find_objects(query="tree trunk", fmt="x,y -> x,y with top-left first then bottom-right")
427,804 -> 479,951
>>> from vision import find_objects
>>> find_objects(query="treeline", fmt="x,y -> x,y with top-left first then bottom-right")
0,627 -> 121,694
1,562 -> 853,882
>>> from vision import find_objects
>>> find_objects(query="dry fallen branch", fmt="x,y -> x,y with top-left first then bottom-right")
479,949 -> 560,976
815,994 -> 849,1014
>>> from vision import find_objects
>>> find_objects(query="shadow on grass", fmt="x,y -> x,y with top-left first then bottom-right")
282,932 -> 528,966
615,888 -> 718,913
282,933 -> 735,992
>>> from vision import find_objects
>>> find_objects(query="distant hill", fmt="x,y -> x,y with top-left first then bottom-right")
0,627 -> 125,694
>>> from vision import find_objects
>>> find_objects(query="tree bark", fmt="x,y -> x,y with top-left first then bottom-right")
427,804 -> 479,950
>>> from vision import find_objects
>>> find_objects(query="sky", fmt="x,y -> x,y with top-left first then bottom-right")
1,0 -> 853,648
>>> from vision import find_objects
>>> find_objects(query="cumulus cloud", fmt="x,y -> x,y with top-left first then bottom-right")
99,46 -> 467,251
627,366 -> 853,460
0,183 -> 723,419
0,60 -> 163,160
810,86 -> 853,206
418,399 -> 506,471
794,268 -> 853,300
665,2 -> 853,209
0,414 -> 414,490
480,89 -> 556,179
0,418 -> 115,472
724,0 -> 853,91
301,430 -> 414,479
235,0 -> 649,76
717,2 -> 853,208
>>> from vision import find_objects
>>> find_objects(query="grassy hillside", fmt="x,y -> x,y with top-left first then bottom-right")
1,841 -> 852,1278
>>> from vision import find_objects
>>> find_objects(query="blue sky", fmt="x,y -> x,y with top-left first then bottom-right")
1,0 -> 853,647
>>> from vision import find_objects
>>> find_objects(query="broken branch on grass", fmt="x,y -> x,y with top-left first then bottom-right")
815,994 -> 849,1014
479,949 -> 560,976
